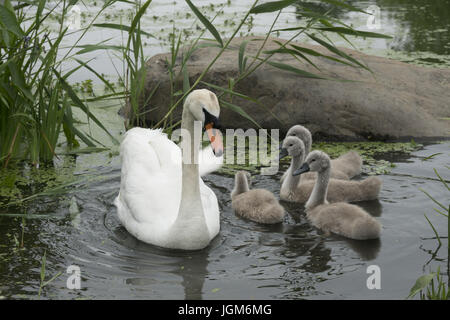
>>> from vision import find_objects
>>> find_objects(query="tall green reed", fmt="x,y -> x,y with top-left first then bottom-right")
0,0 -> 119,169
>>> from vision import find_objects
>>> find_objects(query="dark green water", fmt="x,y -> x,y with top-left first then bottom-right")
0,142 -> 448,299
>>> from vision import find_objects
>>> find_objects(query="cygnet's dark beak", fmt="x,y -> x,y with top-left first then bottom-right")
293,163 -> 310,176
279,147 -> 288,160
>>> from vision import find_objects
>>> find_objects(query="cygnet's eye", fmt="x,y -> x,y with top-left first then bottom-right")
292,133 -> 296,136
311,158 -> 316,162
289,144 -> 293,147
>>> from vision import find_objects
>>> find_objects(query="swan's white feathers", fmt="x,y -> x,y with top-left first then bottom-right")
115,126 -> 222,247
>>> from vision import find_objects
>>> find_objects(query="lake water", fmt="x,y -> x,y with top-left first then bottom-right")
0,139 -> 448,299
0,0 -> 449,300
49,0 -> 450,84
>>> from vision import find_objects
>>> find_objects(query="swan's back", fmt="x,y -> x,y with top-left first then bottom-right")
281,177 -> 381,204
331,151 -> 362,178
307,202 -> 381,240
117,128 -> 181,229
232,189 -> 285,224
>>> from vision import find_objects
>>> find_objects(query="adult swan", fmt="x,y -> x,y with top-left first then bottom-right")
114,89 -> 223,250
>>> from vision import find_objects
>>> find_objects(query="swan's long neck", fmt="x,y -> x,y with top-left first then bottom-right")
232,173 -> 249,198
306,165 -> 330,210
284,152 -> 304,190
179,107 -> 201,204
168,107 -> 210,248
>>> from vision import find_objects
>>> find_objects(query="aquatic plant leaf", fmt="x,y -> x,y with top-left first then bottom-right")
408,272 -> 436,299
263,47 -> 320,71
250,0 -> 297,14
219,99 -> 260,128
0,4 -> 24,37
75,44 -> 123,55
424,214 -> 441,246
307,33 -> 371,72
421,153 -> 443,162
185,0 -> 223,47
93,23 -> 153,37
54,69 -> 119,146
313,27 -> 392,39
266,60 -> 326,79
128,0 -> 153,42
239,39 -> 250,74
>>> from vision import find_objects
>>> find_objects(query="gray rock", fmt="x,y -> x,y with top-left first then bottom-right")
125,36 -> 449,140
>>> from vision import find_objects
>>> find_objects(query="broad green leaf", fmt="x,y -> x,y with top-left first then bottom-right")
250,0 -> 297,14
7,63 -> 34,101
0,4 -> 24,36
239,40 -> 250,74
407,273 -> 435,299
185,0 -> 223,47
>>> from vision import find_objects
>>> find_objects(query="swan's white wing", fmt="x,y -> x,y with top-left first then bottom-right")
200,180 -> 220,239
115,127 -> 221,245
199,146 -> 223,176
116,128 -> 181,232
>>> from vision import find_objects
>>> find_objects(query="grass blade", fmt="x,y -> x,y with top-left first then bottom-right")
313,27 -> 392,39
53,69 -> 119,145
250,0 -> 297,14
424,214 -> 441,246
307,33 -> 371,72
0,3 -> 24,37
185,0 -> 223,47
93,23 -> 153,37
265,60 -> 326,79
219,99 -> 260,128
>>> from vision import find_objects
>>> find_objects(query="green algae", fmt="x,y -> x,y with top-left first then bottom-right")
218,140 -> 423,177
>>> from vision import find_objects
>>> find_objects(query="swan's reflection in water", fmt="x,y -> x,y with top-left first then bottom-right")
113,225 -> 210,299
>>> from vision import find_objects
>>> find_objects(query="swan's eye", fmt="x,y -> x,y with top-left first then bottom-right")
289,144 -> 293,147
292,134 -> 296,136
311,159 -> 316,162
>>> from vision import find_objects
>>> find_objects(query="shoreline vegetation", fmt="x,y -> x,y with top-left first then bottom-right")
0,0 -> 391,169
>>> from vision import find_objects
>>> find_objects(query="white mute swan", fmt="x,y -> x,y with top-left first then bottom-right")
114,89 -> 223,250
279,136 -> 382,203
294,150 -> 381,240
231,171 -> 285,224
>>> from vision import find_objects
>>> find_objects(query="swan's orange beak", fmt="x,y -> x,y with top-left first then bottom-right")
205,123 -> 223,157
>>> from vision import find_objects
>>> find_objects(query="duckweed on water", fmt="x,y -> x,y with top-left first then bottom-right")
312,141 -> 423,175
218,140 -> 422,176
